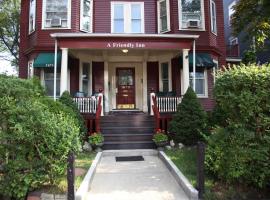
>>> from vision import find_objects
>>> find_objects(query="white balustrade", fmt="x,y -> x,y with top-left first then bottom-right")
156,96 -> 182,113
73,96 -> 98,114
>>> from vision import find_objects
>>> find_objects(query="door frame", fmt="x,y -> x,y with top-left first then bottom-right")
116,67 -> 136,109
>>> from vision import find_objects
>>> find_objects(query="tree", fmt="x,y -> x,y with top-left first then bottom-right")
0,0 -> 20,67
231,0 -> 270,51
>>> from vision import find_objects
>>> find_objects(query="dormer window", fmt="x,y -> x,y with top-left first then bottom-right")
178,0 -> 205,30
157,0 -> 170,33
42,0 -> 71,29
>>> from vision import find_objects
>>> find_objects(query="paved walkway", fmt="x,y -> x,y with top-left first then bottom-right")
86,152 -> 189,200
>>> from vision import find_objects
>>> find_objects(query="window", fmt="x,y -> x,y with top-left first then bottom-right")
44,70 -> 60,97
43,0 -> 71,29
28,60 -> 34,78
111,2 -> 144,33
178,0 -> 205,30
80,0 -> 93,32
29,0 -> 36,33
161,62 -> 169,92
82,63 -> 90,95
228,1 -> 236,26
157,0 -> 170,33
210,0 -> 217,34
189,70 -> 207,97
229,37 -> 238,45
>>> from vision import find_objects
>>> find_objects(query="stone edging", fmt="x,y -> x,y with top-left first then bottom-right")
158,151 -> 199,200
75,152 -> 103,200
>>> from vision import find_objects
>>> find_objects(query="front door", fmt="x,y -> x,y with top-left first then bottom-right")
116,68 -> 135,109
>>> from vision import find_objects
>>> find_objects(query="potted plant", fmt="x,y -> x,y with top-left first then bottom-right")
89,132 -> 104,152
153,129 -> 168,150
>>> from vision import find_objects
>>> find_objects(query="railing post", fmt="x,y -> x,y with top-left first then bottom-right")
197,142 -> 205,199
150,89 -> 155,116
98,89 -> 104,116
67,151 -> 75,200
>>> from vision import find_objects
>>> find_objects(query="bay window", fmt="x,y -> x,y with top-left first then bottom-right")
157,0 -> 170,33
178,0 -> 205,30
111,2 -> 144,33
29,0 -> 36,33
210,0 -> 217,34
42,0 -> 71,29
189,70 -> 207,97
80,0 -> 93,32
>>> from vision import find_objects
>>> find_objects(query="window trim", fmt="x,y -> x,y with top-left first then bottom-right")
111,1 -> 145,34
159,61 -> 172,92
29,0 -> 36,34
210,0 -> 217,35
80,0 -> 93,33
157,0 -> 171,33
178,0 -> 206,31
27,60 -> 34,78
42,0 -> 72,30
189,69 -> 208,98
213,59 -> 218,84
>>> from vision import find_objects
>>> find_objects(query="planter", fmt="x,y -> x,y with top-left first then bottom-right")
91,142 -> 104,152
155,141 -> 168,151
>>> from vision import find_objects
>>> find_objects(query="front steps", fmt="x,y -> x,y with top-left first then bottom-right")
100,112 -> 156,150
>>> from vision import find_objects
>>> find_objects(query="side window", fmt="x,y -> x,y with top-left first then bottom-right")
29,0 -> 36,34
157,0 -> 170,33
80,0 -> 93,32
210,0 -> 217,34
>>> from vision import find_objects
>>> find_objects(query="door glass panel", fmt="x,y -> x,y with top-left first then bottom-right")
118,69 -> 133,86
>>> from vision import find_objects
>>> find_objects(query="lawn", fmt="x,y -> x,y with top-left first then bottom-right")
165,148 -> 270,200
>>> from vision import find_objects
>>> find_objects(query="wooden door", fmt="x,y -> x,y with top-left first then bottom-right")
116,68 -> 135,109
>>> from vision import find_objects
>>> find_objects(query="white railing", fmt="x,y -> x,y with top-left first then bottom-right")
73,97 -> 98,114
156,96 -> 182,113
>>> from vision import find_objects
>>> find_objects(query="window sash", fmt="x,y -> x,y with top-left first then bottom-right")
210,0 -> 217,34
189,71 -> 206,96
81,0 -> 92,32
44,72 -> 60,97
29,0 -> 36,33
158,0 -> 170,33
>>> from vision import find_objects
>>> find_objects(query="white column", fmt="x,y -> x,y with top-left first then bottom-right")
143,61 -> 148,112
60,48 -> 68,95
88,62 -> 92,95
104,61 -> 109,113
79,61 -> 83,91
182,49 -> 190,95
150,92 -> 156,116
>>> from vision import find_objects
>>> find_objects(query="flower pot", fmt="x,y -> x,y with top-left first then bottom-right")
91,142 -> 104,152
155,141 -> 168,148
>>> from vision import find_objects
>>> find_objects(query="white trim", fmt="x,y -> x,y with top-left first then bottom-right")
111,2 -> 145,34
42,0 -> 72,29
104,61 -> 109,112
229,37 -> 238,45
226,58 -> 242,62
210,0 -> 217,35
80,0 -> 93,32
142,61 -> 148,112
178,0 -> 206,31
27,60 -> 34,78
28,0 -> 36,34
228,1 -> 236,26
212,59 -> 218,84
157,0 -> 171,33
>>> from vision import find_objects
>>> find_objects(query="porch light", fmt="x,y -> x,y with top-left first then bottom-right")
122,49 -> 129,53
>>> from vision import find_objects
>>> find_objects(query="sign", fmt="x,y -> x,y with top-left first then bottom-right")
106,42 -> 146,49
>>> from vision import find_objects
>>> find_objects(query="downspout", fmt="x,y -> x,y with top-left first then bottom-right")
54,39 -> 58,101
193,40 -> 196,92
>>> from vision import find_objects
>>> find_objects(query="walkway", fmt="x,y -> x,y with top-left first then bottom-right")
86,151 -> 189,200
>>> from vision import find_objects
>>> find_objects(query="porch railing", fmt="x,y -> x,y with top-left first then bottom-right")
156,96 -> 182,113
73,97 -> 98,114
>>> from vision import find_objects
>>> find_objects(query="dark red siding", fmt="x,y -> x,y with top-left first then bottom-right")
147,62 -> 159,94
69,57 -> 80,95
171,58 -> 181,96
92,62 -> 104,93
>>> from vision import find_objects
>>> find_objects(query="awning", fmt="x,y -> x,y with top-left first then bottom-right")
180,53 -> 216,68
33,53 -> 61,68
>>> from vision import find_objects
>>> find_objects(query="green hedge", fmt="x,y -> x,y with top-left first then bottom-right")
206,64 -> 270,188
0,75 -> 81,199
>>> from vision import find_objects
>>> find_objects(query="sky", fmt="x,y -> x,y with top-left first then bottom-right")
0,59 -> 17,76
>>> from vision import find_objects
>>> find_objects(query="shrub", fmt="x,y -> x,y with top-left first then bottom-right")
89,132 -> 104,145
152,129 -> 168,144
0,76 -> 81,199
169,87 -> 207,145
59,91 -> 87,140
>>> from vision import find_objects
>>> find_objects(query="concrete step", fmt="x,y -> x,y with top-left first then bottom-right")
103,141 -> 156,150
104,133 -> 153,142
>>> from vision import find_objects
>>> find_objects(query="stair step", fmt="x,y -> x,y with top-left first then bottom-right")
103,141 -> 156,150
104,133 -> 153,142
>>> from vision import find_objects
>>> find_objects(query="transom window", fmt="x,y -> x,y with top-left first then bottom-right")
29,0 -> 36,34
80,0 -> 93,32
178,0 -> 205,30
189,70 -> 207,97
111,2 -> 144,33
42,0 -> 71,29
157,0 -> 170,33
210,0 -> 217,34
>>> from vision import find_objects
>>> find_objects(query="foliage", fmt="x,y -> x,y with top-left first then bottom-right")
241,50 -> 257,65
0,76 -> 81,199
169,87 -> 207,145
59,91 -> 87,141
152,129 -> 168,144
206,127 -> 270,188
89,132 -> 104,146
0,0 -> 20,66
231,0 -> 270,51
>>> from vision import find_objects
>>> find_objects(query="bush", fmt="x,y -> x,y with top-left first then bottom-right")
0,76 -> 81,199
206,127 -> 270,188
169,87 -> 208,145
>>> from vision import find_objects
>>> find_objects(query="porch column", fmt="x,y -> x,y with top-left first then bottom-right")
182,49 -> 190,95
143,61 -> 148,112
104,61 -> 109,113
60,48 -> 68,95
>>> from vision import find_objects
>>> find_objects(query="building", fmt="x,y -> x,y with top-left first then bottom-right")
19,0 -> 226,148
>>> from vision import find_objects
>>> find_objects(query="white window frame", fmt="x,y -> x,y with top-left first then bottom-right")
159,61 -> 172,92
229,37 -> 238,45
210,0 -> 217,35
157,0 -> 170,33
213,59 -> 218,84
28,60 -> 34,78
42,0 -> 72,29
189,69 -> 208,98
111,2 -> 145,34
29,0 -> 36,34
228,1 -> 236,26
80,0 -> 93,32
178,0 -> 205,31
